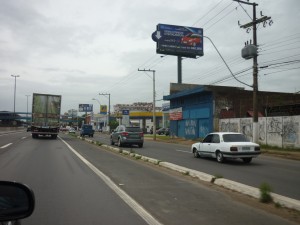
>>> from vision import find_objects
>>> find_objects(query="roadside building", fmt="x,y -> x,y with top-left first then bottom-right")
163,83 -> 300,139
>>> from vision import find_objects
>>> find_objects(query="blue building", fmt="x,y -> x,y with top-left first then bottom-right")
163,83 -> 300,140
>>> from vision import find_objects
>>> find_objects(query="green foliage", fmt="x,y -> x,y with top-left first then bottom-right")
109,120 -> 119,130
259,182 -> 273,203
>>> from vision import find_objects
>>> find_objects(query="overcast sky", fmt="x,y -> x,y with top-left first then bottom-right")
1,0 -> 299,114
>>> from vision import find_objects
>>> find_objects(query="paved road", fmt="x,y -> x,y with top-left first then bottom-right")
0,131 -> 296,224
92,132 -> 300,200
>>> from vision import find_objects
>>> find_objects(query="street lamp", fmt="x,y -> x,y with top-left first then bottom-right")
11,75 -> 20,123
92,98 -> 101,114
99,93 -> 111,132
138,69 -> 156,140
25,95 -> 30,125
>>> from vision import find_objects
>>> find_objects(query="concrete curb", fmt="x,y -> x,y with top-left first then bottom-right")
79,136 -> 300,212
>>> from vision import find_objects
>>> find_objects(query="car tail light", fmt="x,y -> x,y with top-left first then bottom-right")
255,146 -> 260,151
230,146 -> 238,151
121,132 -> 129,136
139,132 -> 144,137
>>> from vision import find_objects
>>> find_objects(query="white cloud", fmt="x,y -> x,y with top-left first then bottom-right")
0,0 -> 299,114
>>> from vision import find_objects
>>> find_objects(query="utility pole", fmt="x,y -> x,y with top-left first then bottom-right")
233,0 -> 272,143
99,93 -> 110,132
138,69 -> 157,140
11,75 -> 20,124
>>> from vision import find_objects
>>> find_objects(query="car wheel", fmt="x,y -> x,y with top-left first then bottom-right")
118,139 -> 122,147
243,157 -> 252,163
138,143 -> 143,148
216,151 -> 224,163
193,149 -> 200,158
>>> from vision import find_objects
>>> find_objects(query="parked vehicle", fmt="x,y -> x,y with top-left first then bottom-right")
157,127 -> 166,135
80,124 -> 94,137
191,132 -> 260,163
110,125 -> 144,148
68,128 -> 76,134
31,93 -> 61,139
165,128 -> 170,136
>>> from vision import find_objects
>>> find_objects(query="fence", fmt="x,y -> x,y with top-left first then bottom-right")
219,116 -> 300,148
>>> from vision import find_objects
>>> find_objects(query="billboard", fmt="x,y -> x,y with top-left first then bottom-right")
79,104 -> 93,112
152,24 -> 203,58
169,107 -> 183,121
100,105 -> 107,115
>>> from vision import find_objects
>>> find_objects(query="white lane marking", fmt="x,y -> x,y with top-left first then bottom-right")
176,149 -> 190,153
59,137 -> 162,225
1,143 -> 13,149
21,137 -> 27,139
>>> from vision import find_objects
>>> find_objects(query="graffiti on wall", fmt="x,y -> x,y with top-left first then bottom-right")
220,120 -> 239,132
185,119 -> 197,136
220,116 -> 300,148
283,117 -> 299,145
240,118 -> 252,138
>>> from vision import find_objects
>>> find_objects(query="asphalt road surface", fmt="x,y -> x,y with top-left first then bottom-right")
0,131 -> 297,225
92,132 -> 300,200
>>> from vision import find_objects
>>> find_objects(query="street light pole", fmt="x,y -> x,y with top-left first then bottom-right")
99,93 -> 111,132
138,69 -> 156,140
11,75 -> 20,123
25,95 -> 30,125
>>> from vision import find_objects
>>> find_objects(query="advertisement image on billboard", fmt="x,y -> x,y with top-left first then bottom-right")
79,104 -> 93,112
152,24 -> 203,58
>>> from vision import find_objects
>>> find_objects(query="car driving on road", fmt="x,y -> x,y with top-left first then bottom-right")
110,125 -> 144,148
191,132 -> 260,163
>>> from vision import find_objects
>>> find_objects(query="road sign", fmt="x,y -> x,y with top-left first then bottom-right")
152,24 -> 203,58
79,104 -> 93,112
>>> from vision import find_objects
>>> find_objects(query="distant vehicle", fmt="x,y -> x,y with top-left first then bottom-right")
80,124 -> 94,137
191,132 -> 260,163
26,126 -> 31,132
110,125 -> 144,148
157,127 -> 167,135
31,93 -> 61,139
68,128 -> 76,134
181,33 -> 201,47
165,128 -> 170,136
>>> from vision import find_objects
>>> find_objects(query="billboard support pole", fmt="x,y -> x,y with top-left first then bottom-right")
177,56 -> 182,84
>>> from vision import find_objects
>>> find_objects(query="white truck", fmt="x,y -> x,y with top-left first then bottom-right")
31,93 -> 62,139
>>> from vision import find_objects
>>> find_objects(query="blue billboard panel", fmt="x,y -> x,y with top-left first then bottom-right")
152,24 -> 203,58
79,104 -> 93,112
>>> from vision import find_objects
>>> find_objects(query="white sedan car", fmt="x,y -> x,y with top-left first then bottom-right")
191,132 -> 261,163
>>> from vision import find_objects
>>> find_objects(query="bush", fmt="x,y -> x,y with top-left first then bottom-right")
259,182 -> 273,203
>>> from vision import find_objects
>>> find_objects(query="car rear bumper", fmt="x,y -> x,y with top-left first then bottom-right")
222,151 -> 261,158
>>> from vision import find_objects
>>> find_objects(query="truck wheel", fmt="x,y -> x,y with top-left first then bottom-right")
138,143 -> 143,148
91,134 -> 94,137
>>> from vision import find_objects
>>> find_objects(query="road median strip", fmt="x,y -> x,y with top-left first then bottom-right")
80,136 -> 300,212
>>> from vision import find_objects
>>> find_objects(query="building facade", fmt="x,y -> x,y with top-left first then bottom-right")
163,83 -> 300,139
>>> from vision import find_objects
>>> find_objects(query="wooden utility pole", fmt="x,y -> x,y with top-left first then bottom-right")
233,0 -> 271,143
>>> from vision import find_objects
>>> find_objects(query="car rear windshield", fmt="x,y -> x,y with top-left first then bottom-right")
223,134 -> 248,142
126,127 -> 142,132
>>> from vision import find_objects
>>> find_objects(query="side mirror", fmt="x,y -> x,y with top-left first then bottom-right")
0,181 -> 35,222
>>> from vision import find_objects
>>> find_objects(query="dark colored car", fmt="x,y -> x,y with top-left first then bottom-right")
157,128 -> 166,135
165,128 -> 170,136
80,124 -> 94,137
110,125 -> 144,148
